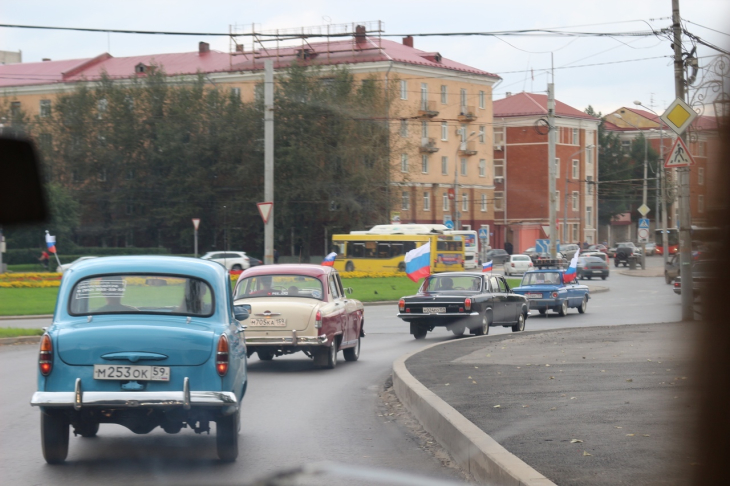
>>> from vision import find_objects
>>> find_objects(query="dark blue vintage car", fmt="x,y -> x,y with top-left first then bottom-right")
513,269 -> 590,316
30,256 -> 249,463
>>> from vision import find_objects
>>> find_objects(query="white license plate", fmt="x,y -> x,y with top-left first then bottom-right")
422,307 -> 446,314
592,270 -> 603,273
249,317 -> 287,327
526,293 -> 543,299
93,365 -> 170,381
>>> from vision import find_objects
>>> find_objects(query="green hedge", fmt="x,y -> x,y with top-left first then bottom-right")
3,247 -> 170,265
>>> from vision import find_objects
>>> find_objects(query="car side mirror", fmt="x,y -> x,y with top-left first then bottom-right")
346,287 -> 354,294
233,305 -> 249,321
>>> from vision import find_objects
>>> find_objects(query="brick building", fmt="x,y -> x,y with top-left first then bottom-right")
491,92 -> 600,252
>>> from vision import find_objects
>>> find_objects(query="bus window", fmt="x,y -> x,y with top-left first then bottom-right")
377,243 -> 391,258
348,242 -> 365,258
332,241 -> 346,256
391,243 -> 404,257
405,242 -> 416,253
365,241 -> 377,258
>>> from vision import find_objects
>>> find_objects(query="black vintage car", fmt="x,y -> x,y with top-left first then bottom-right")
397,272 -> 529,339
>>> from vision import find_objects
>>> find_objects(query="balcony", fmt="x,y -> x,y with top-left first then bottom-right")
418,100 -> 439,118
419,137 -> 440,153
458,141 -> 477,156
458,105 -> 477,122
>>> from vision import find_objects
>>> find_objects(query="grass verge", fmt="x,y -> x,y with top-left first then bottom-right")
0,327 -> 44,338
0,288 -> 59,316
342,276 -> 420,302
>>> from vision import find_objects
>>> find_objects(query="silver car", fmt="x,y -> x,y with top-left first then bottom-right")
503,254 -> 534,275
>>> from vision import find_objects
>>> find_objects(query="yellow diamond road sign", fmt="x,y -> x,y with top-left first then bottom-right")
660,98 -> 698,135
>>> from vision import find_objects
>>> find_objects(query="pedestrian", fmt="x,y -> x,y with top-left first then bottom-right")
583,241 -> 589,250
504,241 -> 513,255
39,250 -> 50,271
273,248 -> 279,264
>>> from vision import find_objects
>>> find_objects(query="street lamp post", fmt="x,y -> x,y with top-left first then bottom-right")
454,128 -> 477,230
563,145 -> 595,245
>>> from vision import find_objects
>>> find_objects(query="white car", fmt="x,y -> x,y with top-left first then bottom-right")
201,251 -> 251,271
56,256 -> 97,274
503,254 -> 534,275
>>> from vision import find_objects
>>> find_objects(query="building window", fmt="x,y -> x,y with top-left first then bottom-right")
97,99 -> 108,119
556,190 -> 560,207
420,83 -> 428,110
699,194 -> 704,212
254,83 -> 264,102
572,191 -> 579,211
572,128 -> 579,145
443,192 -> 449,211
423,192 -> 431,211
460,124 -> 467,143
98,169 -> 107,182
698,167 -> 704,185
440,85 -> 447,104
555,158 -> 560,178
39,100 -> 51,117
494,191 -> 504,211
460,88 -> 467,110
479,90 -> 485,109
401,154 -> 408,172
441,156 -> 448,175
402,191 -> 410,210
230,87 -> 241,99
572,159 -> 579,179
400,120 -> 408,137
460,158 -> 467,176
698,141 -> 706,156
494,127 -> 505,147
421,121 -> 428,138
621,139 -> 631,149
479,159 -> 486,177
462,193 -> 468,212
441,122 -> 448,141
478,125 -> 485,143
493,159 -> 504,178
586,206 -> 593,227
572,223 -> 579,242
481,194 -> 487,212
421,155 -> 429,174
400,80 -> 408,100
586,145 -> 594,167
586,175 -> 594,195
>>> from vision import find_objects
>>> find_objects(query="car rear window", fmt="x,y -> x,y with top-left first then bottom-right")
512,255 -> 531,261
234,275 -> 324,300
521,273 -> 561,285
423,275 -> 482,292
69,274 -> 214,317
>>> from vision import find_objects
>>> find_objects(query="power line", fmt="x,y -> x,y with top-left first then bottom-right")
683,19 -> 730,38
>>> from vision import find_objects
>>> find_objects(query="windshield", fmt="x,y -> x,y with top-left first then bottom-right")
234,275 -> 324,300
521,272 -> 561,285
68,274 -> 214,317
422,275 -> 482,292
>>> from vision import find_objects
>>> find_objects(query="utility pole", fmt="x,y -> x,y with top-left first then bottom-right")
547,75 -> 557,258
672,0 -> 694,320
264,59 -> 275,264
641,133 -> 648,270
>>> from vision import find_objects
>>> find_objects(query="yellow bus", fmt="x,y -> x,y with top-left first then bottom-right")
330,233 -> 465,273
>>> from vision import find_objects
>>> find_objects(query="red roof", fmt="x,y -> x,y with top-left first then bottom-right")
604,106 -> 718,132
493,92 -> 598,121
239,264 -> 333,279
0,36 -> 498,89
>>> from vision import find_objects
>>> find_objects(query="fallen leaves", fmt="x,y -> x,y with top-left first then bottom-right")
570,439 -> 583,443
626,379 -> 633,382
494,404 -> 501,408
583,451 -> 592,456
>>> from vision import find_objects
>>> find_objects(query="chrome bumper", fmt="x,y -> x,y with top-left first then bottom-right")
397,312 -> 479,318
245,331 -> 327,346
31,377 -> 237,410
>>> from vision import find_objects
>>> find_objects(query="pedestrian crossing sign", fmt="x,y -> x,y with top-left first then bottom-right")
664,137 -> 695,168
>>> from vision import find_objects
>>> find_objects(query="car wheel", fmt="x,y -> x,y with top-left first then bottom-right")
601,276 -> 607,280
232,264 -> 243,271
343,336 -> 360,362
257,350 -> 274,361
558,300 -> 568,317
451,326 -> 465,337
473,312 -> 490,336
397,262 -> 405,272
345,261 -> 355,272
216,409 -> 239,462
587,276 -> 592,280
314,338 -> 338,369
413,327 -> 428,340
578,296 -> 587,314
614,260 -> 619,268
511,312 -> 525,332
539,309 -> 547,316
75,422 -> 99,438
41,411 -> 69,464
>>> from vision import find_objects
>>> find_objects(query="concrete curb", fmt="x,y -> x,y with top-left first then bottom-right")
393,339 -> 556,486
0,335 -> 41,345
586,285 -> 609,294
617,270 -> 664,278
0,314 -> 53,321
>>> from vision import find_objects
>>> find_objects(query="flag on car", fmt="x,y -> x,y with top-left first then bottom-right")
45,232 -> 57,254
322,252 -> 337,267
404,242 -> 431,282
563,249 -> 580,284
482,260 -> 493,273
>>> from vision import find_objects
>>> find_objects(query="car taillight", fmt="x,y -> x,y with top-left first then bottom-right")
551,292 -> 558,298
398,299 -> 405,313
511,263 -> 515,267
315,310 -> 322,328
465,298 -> 472,311
674,282 -> 681,288
39,333 -> 52,376
529,262 -> 533,267
216,335 -> 229,377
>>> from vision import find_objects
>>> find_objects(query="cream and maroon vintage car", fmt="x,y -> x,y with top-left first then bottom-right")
233,264 -> 364,369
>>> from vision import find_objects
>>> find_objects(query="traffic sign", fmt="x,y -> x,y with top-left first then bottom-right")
638,228 -> 650,242
660,98 -> 697,135
664,137 -> 695,168
444,219 -> 454,230
638,218 -> 650,229
536,239 -> 549,253
478,228 -> 488,239
257,202 -> 274,224
191,218 -> 200,230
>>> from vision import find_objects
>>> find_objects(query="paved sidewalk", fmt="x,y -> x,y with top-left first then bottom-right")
403,323 -> 698,486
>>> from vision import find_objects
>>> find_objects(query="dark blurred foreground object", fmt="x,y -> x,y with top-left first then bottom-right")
0,137 -> 48,225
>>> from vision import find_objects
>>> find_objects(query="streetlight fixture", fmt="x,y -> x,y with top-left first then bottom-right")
613,112 -> 651,270
563,145 -> 595,245
453,128 -> 478,230
634,101 -> 670,269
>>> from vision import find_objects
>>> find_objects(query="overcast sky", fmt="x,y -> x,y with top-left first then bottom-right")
3,0 -> 729,116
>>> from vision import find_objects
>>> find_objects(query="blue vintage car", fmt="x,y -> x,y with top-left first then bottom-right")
513,269 -> 590,316
30,256 -> 249,463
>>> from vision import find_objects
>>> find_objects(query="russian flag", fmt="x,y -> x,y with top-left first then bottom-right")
322,252 -> 337,267
482,260 -> 493,273
563,249 -> 580,284
45,232 -> 57,254
404,242 -> 431,282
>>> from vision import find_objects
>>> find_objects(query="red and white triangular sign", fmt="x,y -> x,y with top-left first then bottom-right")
664,137 -> 695,168
257,202 -> 274,224
192,218 -> 200,230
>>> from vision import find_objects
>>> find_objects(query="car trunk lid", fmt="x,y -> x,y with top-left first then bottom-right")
243,299 -> 317,331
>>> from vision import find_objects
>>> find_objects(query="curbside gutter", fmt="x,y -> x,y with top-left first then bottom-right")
0,335 -> 41,345
393,340 -> 556,486
0,314 -> 53,321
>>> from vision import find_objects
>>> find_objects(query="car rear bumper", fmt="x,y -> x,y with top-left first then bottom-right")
245,333 -> 328,346
31,377 -> 237,411
397,312 -> 479,322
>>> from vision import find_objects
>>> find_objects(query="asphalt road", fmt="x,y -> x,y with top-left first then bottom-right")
0,256 -> 681,485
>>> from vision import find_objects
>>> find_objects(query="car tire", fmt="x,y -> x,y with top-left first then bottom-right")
578,296 -> 587,314
451,326 -> 465,337
614,259 -> 619,268
587,276 -> 592,280
76,422 -> 99,438
397,262 -> 405,272
314,338 -> 338,369
343,336 -> 360,362
558,300 -> 568,317
539,309 -> 547,316
257,350 -> 274,361
41,411 -> 69,464
413,327 -> 428,339
511,312 -> 525,332
601,276 -> 607,280
216,409 -> 239,462
345,261 -> 354,272
232,264 -> 243,271
472,313 -> 490,336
